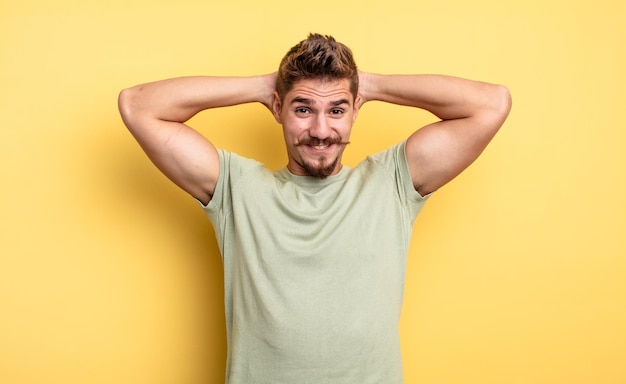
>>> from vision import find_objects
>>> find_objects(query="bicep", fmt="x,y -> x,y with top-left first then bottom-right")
405,115 -> 500,196
127,117 -> 220,205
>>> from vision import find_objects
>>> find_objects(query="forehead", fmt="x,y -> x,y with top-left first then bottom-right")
286,78 -> 353,104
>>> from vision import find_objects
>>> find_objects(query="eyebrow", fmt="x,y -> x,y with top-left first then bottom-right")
331,99 -> 350,106
290,97 -> 312,105
289,97 -> 350,106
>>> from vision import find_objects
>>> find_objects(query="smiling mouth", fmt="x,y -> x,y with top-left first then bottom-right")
297,138 -> 350,149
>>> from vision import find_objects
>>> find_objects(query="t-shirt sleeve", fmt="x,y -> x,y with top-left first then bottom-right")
368,141 -> 431,219
198,150 -> 262,221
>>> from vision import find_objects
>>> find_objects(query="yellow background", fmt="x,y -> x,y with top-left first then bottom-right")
1,0 -> 624,383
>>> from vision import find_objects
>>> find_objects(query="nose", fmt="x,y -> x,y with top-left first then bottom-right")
308,114 -> 332,140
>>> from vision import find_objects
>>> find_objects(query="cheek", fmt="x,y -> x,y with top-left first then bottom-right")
337,119 -> 354,136
283,118 -> 308,136
282,123 -> 303,144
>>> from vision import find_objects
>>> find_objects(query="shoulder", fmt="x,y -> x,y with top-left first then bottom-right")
218,150 -> 266,179
361,141 -> 431,201
366,141 -> 407,170
201,150 -> 268,210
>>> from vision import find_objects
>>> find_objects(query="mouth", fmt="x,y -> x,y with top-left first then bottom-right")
297,138 -> 349,152
311,144 -> 330,151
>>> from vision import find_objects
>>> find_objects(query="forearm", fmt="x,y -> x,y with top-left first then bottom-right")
359,73 -> 510,121
119,74 -> 276,124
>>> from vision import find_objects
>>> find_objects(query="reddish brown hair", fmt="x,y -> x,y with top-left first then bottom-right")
276,33 -> 358,101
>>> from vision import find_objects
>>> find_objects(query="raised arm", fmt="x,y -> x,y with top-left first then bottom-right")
118,74 -> 276,205
358,73 -> 512,196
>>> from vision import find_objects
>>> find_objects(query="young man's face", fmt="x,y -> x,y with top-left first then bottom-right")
272,78 -> 360,178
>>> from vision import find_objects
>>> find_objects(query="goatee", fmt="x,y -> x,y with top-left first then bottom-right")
301,156 -> 341,179
295,137 -> 350,178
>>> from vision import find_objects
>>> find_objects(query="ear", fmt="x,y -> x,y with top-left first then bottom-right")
352,96 -> 362,124
272,92 -> 282,124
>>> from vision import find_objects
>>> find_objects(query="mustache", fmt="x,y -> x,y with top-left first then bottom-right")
296,137 -> 351,147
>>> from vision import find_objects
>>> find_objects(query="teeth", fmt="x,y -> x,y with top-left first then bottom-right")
313,145 -> 329,150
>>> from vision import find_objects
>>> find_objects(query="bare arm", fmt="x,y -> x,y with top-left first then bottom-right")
118,74 -> 276,205
358,73 -> 512,196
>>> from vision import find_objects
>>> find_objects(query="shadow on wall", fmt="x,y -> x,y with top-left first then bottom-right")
89,121 -> 230,382
88,107 -> 298,381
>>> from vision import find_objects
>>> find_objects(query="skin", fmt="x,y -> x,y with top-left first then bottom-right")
356,73 -> 512,196
271,78 -> 360,179
118,71 -> 511,204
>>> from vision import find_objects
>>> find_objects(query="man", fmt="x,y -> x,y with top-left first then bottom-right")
119,33 -> 511,384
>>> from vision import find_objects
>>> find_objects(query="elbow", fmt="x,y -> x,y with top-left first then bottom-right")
494,84 -> 512,121
118,86 -> 142,130
478,84 -> 512,139
118,87 -> 134,120
483,84 -> 512,132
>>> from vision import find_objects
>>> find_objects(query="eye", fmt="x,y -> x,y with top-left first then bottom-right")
329,108 -> 344,116
295,107 -> 311,115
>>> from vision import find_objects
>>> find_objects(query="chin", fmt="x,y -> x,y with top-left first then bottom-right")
302,158 -> 339,178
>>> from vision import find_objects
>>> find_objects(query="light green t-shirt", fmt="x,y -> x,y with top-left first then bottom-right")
202,141 -> 429,384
